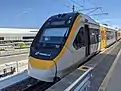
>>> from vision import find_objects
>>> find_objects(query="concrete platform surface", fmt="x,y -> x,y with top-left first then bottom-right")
84,41 -> 121,91
100,45 -> 121,91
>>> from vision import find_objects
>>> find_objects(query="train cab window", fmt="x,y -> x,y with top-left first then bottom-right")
40,28 -> 68,42
73,27 -> 84,50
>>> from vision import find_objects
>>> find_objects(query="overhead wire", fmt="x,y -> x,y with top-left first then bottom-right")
86,7 -> 101,15
86,0 -> 108,16
79,7 -> 101,11
69,0 -> 84,8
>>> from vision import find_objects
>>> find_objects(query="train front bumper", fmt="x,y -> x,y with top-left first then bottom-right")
28,64 -> 55,82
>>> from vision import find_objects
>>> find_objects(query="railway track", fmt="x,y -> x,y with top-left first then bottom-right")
23,81 -> 55,91
1,77 -> 38,91
1,75 -> 55,91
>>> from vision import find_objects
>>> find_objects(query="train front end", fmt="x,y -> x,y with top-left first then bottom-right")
28,12 -> 79,82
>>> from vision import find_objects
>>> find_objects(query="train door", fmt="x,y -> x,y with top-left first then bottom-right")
89,25 -> 100,54
72,27 -> 86,64
100,27 -> 106,50
84,24 -> 90,57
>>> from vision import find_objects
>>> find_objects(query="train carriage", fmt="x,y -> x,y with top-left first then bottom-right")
28,12 -> 101,82
28,12 -> 121,82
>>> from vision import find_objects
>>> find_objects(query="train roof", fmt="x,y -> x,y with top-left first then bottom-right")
80,13 -> 99,25
52,12 -> 99,26
100,24 -> 117,30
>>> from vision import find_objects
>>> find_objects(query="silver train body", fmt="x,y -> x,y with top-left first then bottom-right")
28,12 -> 119,82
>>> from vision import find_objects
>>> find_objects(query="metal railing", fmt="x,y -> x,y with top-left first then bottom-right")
0,48 -> 29,56
64,67 -> 93,91
0,60 -> 28,79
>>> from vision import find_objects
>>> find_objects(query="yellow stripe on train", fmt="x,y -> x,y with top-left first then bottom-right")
29,15 -> 81,70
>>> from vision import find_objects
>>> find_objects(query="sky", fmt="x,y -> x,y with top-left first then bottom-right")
0,0 -> 121,28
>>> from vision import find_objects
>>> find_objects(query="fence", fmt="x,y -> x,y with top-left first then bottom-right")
0,60 -> 28,79
0,48 -> 29,56
64,67 -> 92,91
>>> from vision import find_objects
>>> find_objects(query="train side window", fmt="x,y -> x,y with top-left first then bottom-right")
90,29 -> 95,44
73,27 -> 84,50
95,29 -> 100,42
90,28 -> 100,44
107,31 -> 114,40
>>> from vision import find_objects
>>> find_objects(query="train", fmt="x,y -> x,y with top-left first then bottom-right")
28,12 -> 121,82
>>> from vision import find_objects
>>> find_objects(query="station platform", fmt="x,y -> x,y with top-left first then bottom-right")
47,40 -> 121,91
1,41 -> 121,91
85,41 -> 121,91
99,42 -> 121,91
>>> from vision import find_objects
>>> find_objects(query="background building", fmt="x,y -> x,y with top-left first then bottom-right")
0,28 -> 38,50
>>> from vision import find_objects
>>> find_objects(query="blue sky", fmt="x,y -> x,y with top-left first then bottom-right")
0,0 -> 120,28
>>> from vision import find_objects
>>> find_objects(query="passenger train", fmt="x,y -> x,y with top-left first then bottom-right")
28,12 -> 121,82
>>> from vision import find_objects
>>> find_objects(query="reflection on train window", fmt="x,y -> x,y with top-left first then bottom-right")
97,29 -> 100,42
90,28 -> 100,44
39,28 -> 69,44
107,31 -> 114,40
73,27 -> 84,50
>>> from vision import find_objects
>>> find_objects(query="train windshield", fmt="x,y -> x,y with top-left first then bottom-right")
39,28 -> 69,44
